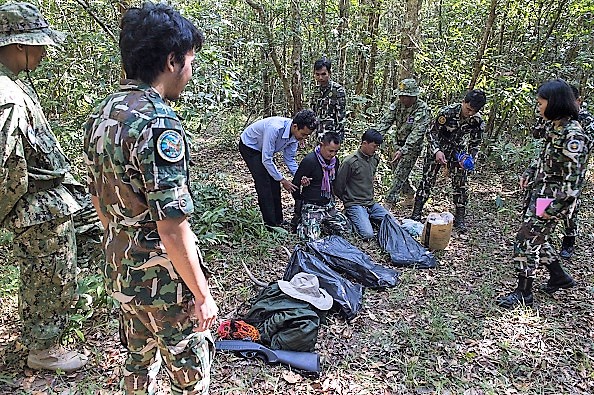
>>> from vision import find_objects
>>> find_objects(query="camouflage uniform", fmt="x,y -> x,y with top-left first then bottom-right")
529,104 -> 594,239
297,201 -> 350,241
415,103 -> 484,213
311,80 -> 347,141
515,119 -> 590,277
84,80 -> 214,395
376,79 -> 430,203
0,56 -> 83,349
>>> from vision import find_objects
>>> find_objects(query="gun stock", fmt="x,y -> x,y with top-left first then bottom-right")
215,340 -> 320,374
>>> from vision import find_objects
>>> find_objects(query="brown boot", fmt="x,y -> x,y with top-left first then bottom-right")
27,345 -> 88,372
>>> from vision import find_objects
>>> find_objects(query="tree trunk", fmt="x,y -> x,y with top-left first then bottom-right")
365,0 -> 381,98
399,0 -> 423,80
245,0 -> 293,113
337,0 -> 350,80
468,0 -> 498,89
291,0 -> 303,113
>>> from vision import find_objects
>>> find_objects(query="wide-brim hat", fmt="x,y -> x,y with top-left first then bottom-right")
278,273 -> 333,311
395,78 -> 420,97
0,2 -> 66,48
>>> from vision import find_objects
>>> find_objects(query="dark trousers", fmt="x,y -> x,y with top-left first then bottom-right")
239,140 -> 283,227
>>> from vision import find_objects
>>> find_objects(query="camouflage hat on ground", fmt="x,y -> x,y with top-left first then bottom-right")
0,2 -> 65,48
395,78 -> 420,97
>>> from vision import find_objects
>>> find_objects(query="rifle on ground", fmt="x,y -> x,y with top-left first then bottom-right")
215,340 -> 320,374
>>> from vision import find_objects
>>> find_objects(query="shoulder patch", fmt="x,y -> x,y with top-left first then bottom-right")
566,139 -> 584,153
156,129 -> 185,162
438,115 -> 447,125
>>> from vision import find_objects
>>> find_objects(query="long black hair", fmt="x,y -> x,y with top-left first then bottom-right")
537,79 -> 579,121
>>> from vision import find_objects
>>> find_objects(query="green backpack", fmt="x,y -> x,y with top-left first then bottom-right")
243,283 -> 326,352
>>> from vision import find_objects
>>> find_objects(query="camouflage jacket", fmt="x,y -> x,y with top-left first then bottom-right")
376,98 -> 430,155
0,63 -> 81,230
84,80 -> 195,306
426,102 -> 484,161
529,119 -> 590,218
310,80 -> 346,134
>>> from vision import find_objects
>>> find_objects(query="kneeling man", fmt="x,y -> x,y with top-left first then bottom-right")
334,129 -> 391,240
292,132 -> 351,240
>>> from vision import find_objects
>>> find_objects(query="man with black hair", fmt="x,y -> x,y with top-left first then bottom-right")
334,129 -> 391,240
84,2 -> 217,393
411,89 -> 487,232
240,109 -> 318,229
310,57 -> 347,141
291,132 -> 351,240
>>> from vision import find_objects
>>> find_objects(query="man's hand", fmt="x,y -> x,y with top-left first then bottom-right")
519,175 -> 530,190
391,150 -> 403,163
281,178 -> 298,192
193,293 -> 218,332
435,150 -> 447,164
301,176 -> 312,186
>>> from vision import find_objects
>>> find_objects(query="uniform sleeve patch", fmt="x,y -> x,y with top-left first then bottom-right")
156,130 -> 185,163
566,139 -> 583,153
438,115 -> 447,125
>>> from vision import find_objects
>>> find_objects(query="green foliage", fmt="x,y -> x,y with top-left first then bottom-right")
190,176 -> 270,246
487,137 -> 542,170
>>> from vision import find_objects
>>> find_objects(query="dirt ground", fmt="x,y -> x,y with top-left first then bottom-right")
1,128 -> 593,394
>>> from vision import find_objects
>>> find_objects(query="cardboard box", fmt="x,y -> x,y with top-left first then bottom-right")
421,212 -> 453,250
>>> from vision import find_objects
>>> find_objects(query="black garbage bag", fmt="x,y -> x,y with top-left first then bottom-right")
305,235 -> 400,289
378,215 -> 437,269
284,247 -> 363,320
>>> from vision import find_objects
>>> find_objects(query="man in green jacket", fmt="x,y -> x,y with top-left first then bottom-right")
334,129 -> 390,240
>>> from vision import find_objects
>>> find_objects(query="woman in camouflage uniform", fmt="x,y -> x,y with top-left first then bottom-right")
496,79 -> 591,309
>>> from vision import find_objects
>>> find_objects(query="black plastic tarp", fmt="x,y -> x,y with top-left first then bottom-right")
305,235 -> 400,289
284,248 -> 363,320
378,215 -> 437,269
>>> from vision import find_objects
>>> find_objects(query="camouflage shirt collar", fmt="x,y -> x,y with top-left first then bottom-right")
0,62 -> 18,81
119,79 -> 153,93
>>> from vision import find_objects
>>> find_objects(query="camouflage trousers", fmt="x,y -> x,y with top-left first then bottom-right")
415,157 -> 468,209
297,201 -> 351,241
13,215 -> 77,349
386,150 -> 421,203
120,301 -> 214,395
513,203 -> 561,278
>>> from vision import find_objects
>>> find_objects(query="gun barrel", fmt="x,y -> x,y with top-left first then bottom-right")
215,340 -> 320,373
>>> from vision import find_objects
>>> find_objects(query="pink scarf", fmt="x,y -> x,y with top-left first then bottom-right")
315,146 -> 336,198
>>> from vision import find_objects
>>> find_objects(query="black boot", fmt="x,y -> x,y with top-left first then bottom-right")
540,261 -> 576,295
496,276 -> 534,309
411,197 -> 424,221
559,236 -> 575,259
453,206 -> 467,232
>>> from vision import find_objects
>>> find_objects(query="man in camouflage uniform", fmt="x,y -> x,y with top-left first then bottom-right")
376,78 -> 430,208
411,90 -> 487,232
84,3 -> 217,394
0,2 -> 89,372
310,57 -> 347,142
291,132 -> 351,241
530,85 -> 594,258
497,79 -> 590,309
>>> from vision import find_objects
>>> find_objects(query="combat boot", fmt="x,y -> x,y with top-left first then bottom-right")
453,206 -> 467,232
559,236 -> 575,259
410,197 -> 424,221
540,261 -> 576,295
496,276 -> 534,309
27,345 -> 88,372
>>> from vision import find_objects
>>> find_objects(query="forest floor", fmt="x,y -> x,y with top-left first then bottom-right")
0,123 -> 593,395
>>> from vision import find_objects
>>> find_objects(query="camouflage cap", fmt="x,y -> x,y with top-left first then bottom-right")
0,2 -> 65,48
395,78 -> 420,97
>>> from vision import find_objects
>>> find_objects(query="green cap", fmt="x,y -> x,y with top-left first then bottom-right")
0,2 -> 65,48
395,78 -> 420,97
